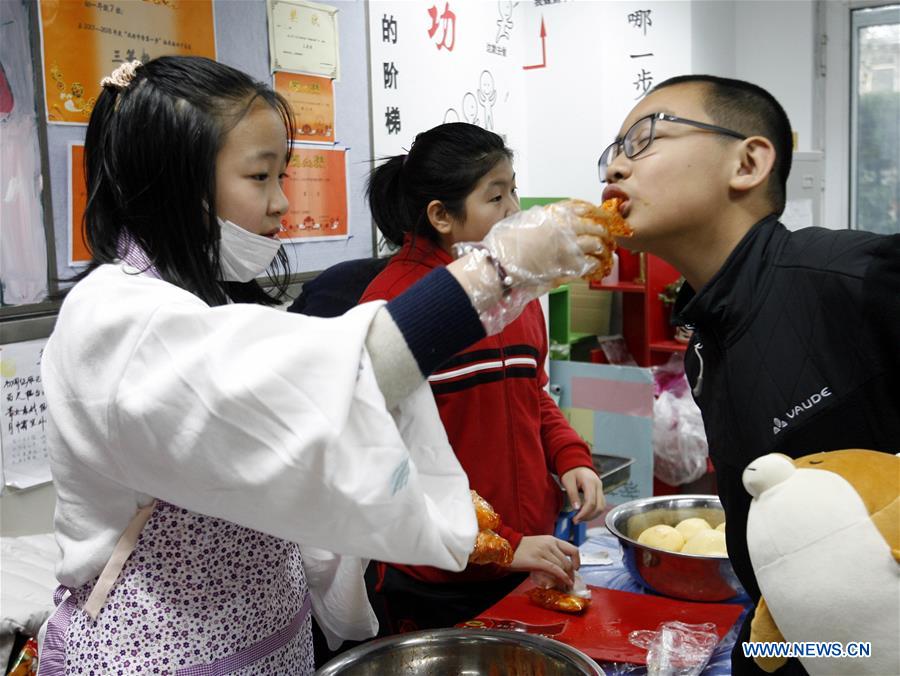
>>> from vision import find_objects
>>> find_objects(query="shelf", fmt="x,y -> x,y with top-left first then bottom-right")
551,248 -> 682,367
650,340 -> 689,354
588,281 -> 646,293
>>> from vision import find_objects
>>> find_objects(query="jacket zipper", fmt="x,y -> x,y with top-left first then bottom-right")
692,340 -> 705,398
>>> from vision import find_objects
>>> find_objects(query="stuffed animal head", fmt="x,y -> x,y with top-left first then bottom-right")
744,450 -> 899,563
742,449 -> 899,675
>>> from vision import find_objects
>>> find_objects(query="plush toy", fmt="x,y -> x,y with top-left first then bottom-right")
743,449 -> 899,675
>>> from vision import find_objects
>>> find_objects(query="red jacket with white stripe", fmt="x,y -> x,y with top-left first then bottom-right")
360,235 -> 594,583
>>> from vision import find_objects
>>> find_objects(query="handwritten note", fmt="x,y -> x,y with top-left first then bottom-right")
0,339 -> 52,491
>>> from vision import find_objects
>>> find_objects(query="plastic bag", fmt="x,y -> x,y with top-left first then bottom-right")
651,356 -> 708,486
629,621 -> 719,676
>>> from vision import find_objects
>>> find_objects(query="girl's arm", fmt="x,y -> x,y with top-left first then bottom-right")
365,263 -> 495,409
366,203 -> 615,406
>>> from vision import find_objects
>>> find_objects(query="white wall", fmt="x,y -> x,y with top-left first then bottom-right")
733,0 -> 816,151
690,1 -> 736,78
692,0 -> 816,151
521,1 -> 693,202
522,0 -> 818,200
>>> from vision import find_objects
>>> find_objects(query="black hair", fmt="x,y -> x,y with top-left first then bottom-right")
652,75 -> 793,214
80,55 -> 295,306
366,122 -> 513,247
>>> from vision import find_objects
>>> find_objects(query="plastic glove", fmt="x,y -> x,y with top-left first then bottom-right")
452,202 -> 613,335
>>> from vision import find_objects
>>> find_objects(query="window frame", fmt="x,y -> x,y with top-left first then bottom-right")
850,3 -> 899,232
822,1 -> 899,233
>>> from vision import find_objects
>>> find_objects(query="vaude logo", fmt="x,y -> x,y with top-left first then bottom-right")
773,387 -> 832,435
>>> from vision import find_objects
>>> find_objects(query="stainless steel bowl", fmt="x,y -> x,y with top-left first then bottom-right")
605,494 -> 744,602
315,628 -> 605,676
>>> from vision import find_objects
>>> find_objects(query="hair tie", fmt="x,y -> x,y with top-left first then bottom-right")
100,60 -> 142,91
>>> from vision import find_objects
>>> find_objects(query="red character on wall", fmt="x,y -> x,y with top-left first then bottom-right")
427,3 -> 456,51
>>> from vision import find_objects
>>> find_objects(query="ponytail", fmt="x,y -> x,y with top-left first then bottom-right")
366,155 -> 412,247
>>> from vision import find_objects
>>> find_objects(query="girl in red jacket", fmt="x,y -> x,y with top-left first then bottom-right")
360,123 -> 605,633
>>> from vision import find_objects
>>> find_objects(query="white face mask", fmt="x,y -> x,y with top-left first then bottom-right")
217,216 -> 282,282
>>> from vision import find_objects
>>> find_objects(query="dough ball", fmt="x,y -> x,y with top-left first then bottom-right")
715,522 -> 726,532
637,524 -> 685,552
682,528 -> 728,556
675,517 -> 712,541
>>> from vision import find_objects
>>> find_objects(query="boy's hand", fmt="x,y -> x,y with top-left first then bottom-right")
560,467 -> 605,524
510,535 -> 580,589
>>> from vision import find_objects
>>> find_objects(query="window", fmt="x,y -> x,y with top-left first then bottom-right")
851,5 -> 900,234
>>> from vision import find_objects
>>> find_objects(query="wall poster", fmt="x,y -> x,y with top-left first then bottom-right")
68,141 -> 90,266
38,0 -> 216,124
279,145 -> 348,241
273,71 -> 336,144
267,0 -> 340,79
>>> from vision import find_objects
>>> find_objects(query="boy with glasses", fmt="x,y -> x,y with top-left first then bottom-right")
602,74 -> 899,675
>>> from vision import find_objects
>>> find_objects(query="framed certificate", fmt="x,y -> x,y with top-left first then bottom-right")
267,0 -> 340,79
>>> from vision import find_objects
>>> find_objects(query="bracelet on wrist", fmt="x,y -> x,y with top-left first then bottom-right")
461,244 -> 514,296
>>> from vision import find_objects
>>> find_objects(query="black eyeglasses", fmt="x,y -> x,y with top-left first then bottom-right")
597,112 -> 747,182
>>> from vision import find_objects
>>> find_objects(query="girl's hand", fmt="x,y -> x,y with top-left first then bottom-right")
447,204 -> 608,335
560,467 -> 605,524
479,204 -> 605,289
510,535 -> 580,589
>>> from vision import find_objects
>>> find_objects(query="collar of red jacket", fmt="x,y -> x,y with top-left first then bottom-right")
398,232 -> 455,267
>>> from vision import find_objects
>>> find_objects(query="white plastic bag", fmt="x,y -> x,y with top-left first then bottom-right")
651,356 -> 708,486
629,621 -> 719,676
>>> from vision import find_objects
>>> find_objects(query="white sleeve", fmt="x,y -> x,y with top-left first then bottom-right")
45,275 -> 475,572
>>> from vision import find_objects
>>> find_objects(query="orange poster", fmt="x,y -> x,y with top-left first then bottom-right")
68,142 -> 90,265
280,147 -> 348,240
39,0 -> 216,124
273,71 -> 335,144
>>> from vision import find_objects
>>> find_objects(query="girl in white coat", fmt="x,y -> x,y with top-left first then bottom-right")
37,56 -> 604,674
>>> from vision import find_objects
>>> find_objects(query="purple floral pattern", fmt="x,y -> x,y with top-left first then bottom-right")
58,501 -> 314,674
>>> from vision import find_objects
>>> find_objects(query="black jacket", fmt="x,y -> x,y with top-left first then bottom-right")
674,216 -> 900,674
288,257 -> 389,317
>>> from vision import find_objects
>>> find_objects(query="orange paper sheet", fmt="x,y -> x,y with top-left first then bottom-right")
274,72 -> 335,144
40,0 -> 215,123
280,147 -> 348,240
69,143 -> 90,265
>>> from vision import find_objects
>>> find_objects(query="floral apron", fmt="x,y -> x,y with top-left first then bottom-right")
38,501 -> 314,675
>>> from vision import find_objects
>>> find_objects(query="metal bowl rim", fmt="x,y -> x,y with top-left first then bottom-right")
604,494 -> 730,559
316,628 -> 604,675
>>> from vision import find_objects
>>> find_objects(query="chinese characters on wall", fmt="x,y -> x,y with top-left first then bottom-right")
628,9 -> 654,100
428,3 -> 457,51
368,1 -> 527,255
381,13 -> 401,136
